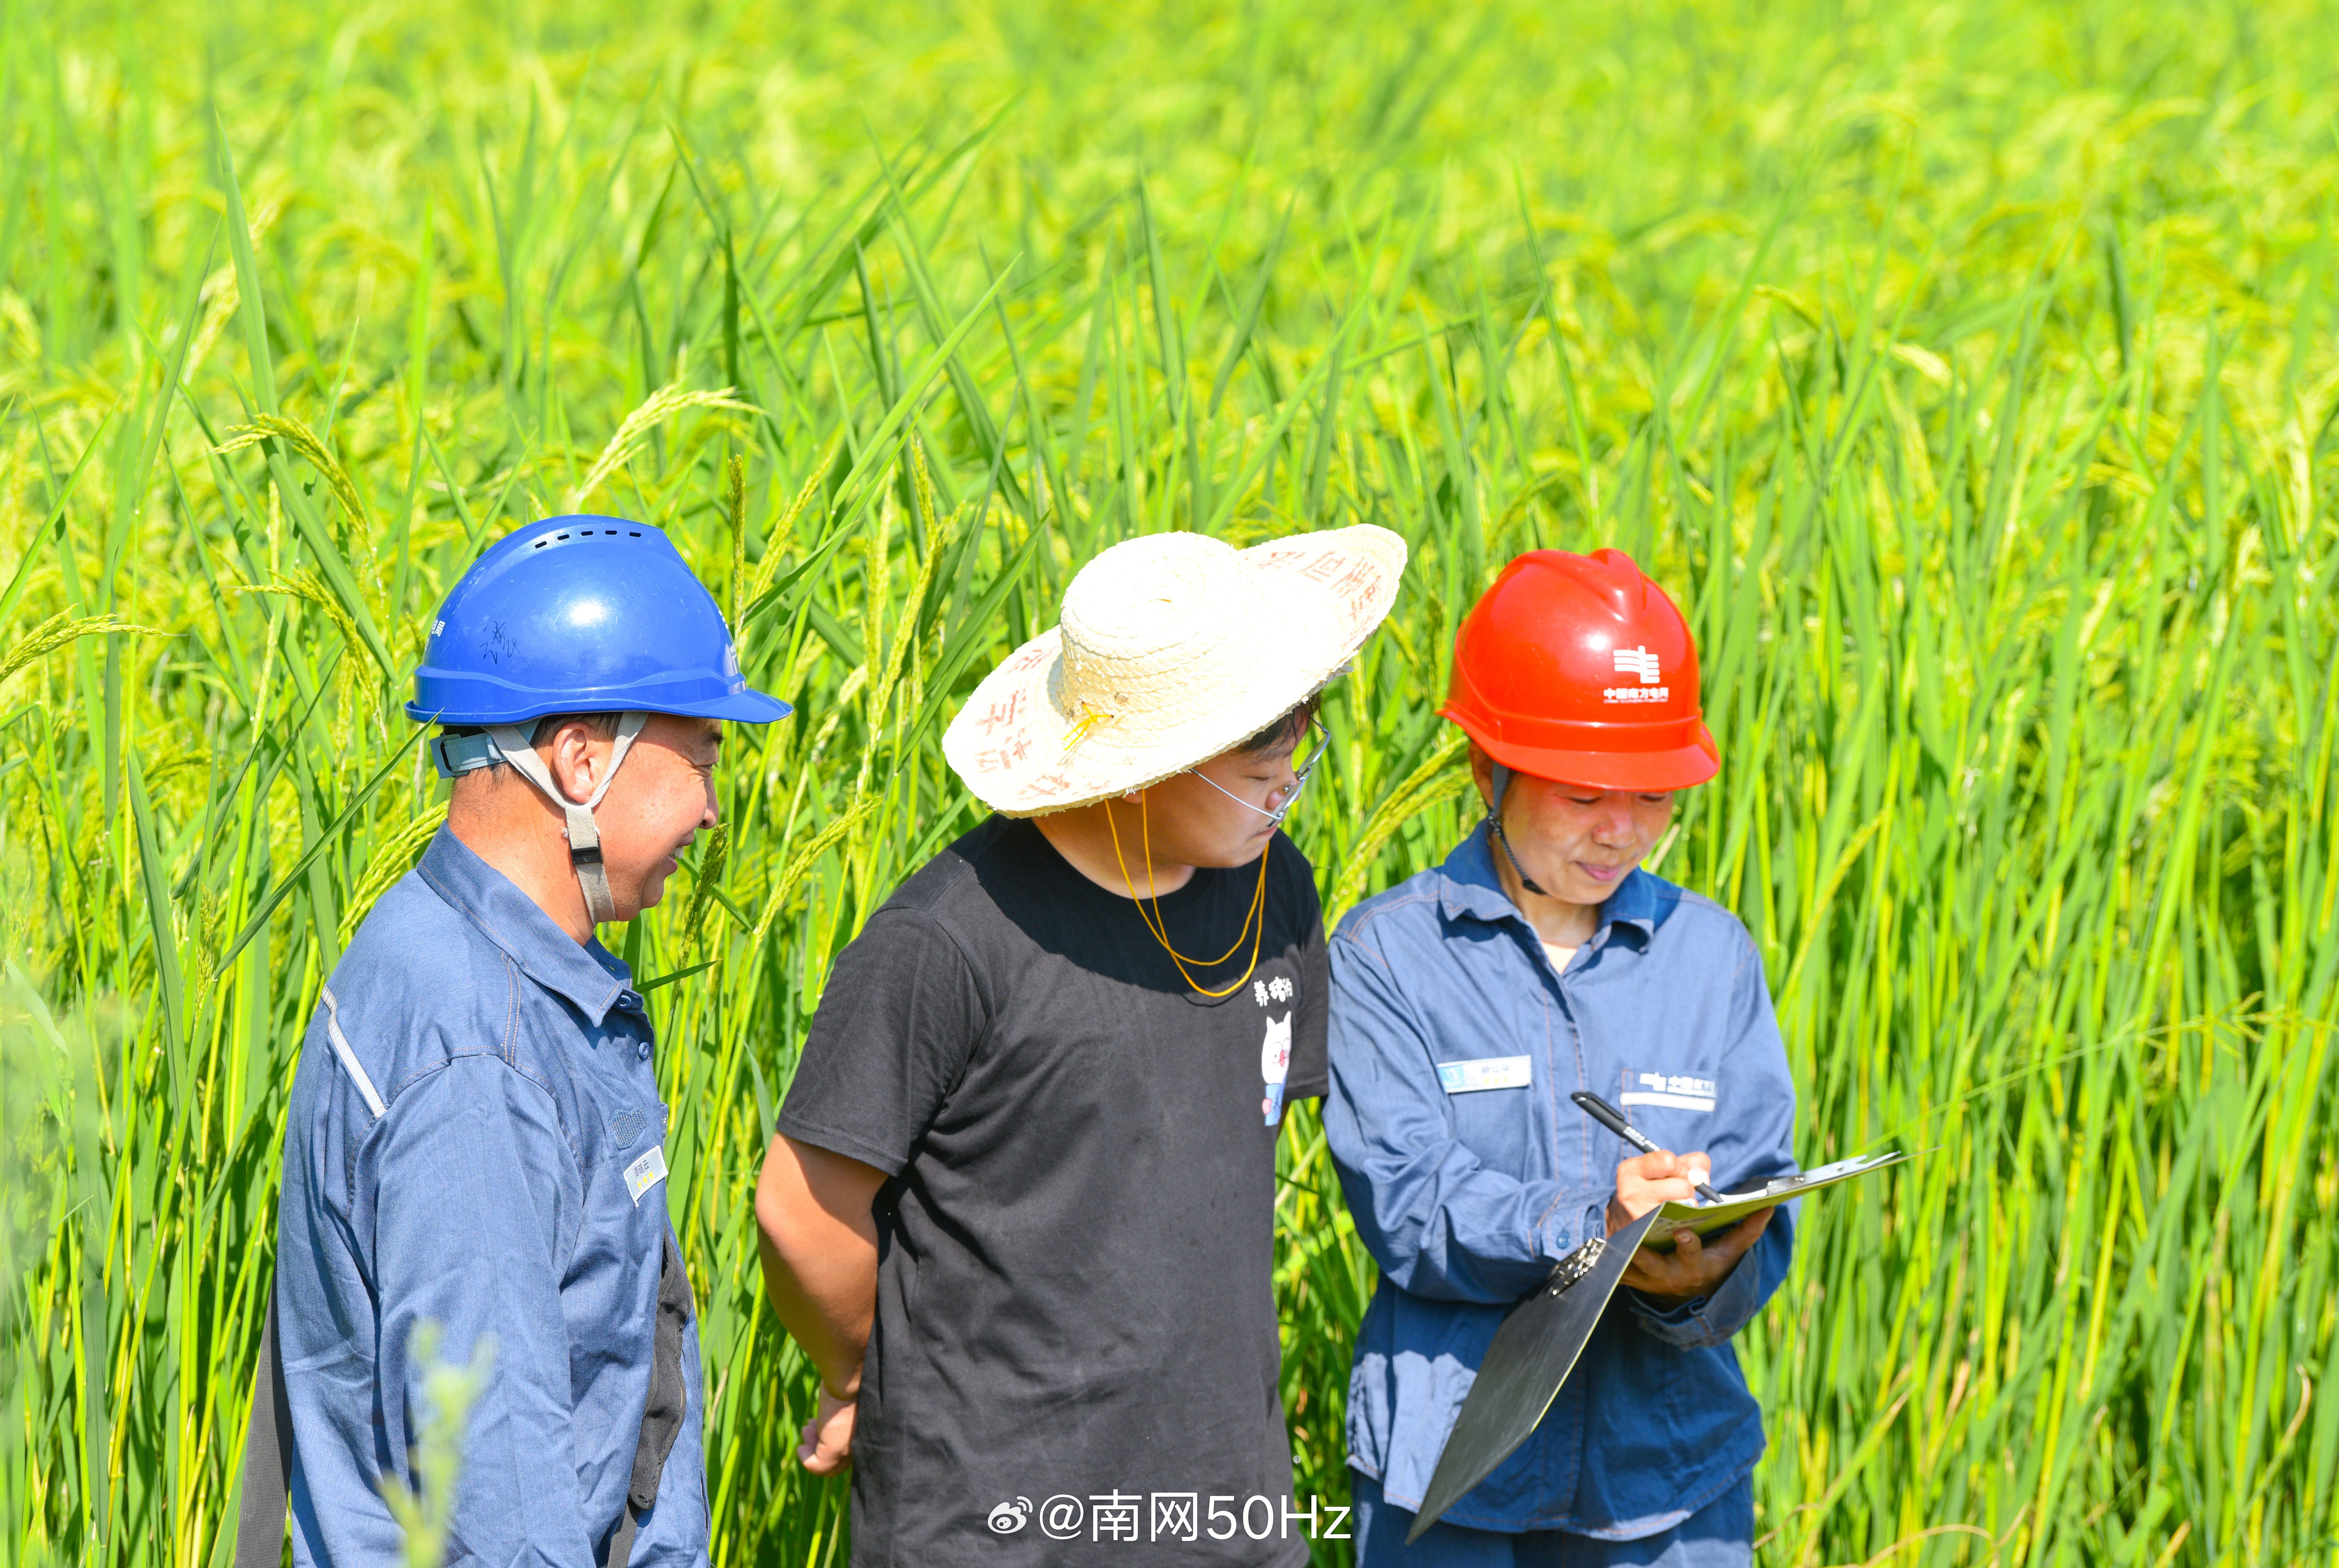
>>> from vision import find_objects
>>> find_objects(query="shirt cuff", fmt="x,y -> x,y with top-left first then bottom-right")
1625,1241 -> 1760,1347
1534,1203 -> 1608,1269
1627,1287 -> 1708,1322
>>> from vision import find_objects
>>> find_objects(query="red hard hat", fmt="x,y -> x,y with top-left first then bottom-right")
1441,548 -> 1719,792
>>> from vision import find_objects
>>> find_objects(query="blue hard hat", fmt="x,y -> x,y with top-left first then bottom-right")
405,516 -> 791,726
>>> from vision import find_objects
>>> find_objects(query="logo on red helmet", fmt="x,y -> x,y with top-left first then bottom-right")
1611,646 -> 1662,684
1606,644 -> 1668,704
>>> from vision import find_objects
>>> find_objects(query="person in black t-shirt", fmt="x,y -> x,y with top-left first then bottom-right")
756,526 -> 1406,1566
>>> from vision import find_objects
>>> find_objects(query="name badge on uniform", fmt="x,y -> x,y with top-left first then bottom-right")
1438,1055 -> 1533,1094
624,1146 -> 669,1206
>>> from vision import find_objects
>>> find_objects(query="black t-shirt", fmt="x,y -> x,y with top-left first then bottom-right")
778,816 -> 1330,1566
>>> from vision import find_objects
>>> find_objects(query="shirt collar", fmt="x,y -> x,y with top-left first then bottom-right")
415,826 -> 633,1024
1433,820 -> 1664,947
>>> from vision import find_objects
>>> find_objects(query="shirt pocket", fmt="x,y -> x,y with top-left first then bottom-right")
1439,1054 -> 1539,1174
599,1099 -> 673,1223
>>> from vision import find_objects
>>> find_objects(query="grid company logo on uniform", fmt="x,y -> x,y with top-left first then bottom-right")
1620,1070 -> 1717,1113
1606,644 -> 1668,703
988,1492 -> 1350,1542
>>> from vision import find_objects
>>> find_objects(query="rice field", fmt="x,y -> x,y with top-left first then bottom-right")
2,0 -> 2337,1563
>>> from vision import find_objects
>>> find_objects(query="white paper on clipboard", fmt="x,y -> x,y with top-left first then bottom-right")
1640,1149 -> 1917,1251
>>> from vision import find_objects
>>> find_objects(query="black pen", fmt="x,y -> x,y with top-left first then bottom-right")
1571,1091 -> 1726,1204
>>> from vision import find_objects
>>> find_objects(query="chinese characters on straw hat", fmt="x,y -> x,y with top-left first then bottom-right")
944,526 -> 1408,816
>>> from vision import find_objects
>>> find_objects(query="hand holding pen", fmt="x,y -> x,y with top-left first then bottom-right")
1573,1089 -> 1771,1304
1570,1091 -> 1725,1202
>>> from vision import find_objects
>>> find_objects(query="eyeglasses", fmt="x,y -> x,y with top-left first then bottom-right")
1188,723 -> 1332,826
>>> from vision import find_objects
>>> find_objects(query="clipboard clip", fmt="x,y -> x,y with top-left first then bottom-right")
1546,1236 -> 1606,1295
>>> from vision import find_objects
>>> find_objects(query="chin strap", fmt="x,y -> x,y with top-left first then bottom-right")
1487,763 -> 1549,898
483,712 -> 651,926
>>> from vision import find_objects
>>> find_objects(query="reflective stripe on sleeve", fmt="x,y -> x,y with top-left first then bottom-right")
320,984 -> 388,1119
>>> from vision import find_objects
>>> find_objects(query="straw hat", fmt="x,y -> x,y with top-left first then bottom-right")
944,525 -> 1408,816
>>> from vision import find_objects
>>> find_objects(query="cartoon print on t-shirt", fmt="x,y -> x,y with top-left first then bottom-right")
1261,1012 -> 1293,1126
1260,1013 -> 1293,1083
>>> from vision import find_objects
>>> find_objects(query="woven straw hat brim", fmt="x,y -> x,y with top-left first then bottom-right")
945,525 -> 1407,816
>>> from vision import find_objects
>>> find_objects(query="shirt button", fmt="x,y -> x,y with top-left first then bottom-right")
637,1041 -> 652,1061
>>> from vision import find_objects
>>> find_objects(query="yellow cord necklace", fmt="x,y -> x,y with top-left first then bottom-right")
1105,795 -> 1270,998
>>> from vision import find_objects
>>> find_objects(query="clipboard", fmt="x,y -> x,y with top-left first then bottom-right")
1405,1207 -> 1664,1541
1406,1148 -> 1916,1541
1640,1150 -> 1915,1251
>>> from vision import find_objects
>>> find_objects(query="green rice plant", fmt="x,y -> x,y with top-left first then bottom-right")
381,1326 -> 492,1568
2,1 -> 2335,1564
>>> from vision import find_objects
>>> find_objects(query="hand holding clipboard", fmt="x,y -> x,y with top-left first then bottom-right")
1404,1126 -> 1918,1542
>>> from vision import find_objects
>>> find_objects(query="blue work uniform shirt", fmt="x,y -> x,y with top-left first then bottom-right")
1324,823 -> 1796,1539
274,827 -> 709,1566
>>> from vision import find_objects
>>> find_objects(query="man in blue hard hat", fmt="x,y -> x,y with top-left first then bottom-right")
237,517 -> 789,1568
